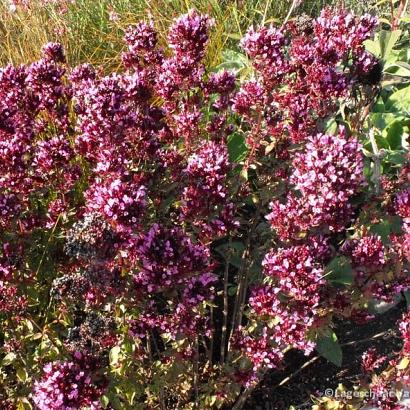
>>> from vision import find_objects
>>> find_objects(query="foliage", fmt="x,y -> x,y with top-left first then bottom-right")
0,3 -> 410,410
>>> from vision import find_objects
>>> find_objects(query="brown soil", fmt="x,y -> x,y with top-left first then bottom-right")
244,302 -> 406,410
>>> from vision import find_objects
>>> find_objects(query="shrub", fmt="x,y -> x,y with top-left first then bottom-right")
0,7 -> 409,410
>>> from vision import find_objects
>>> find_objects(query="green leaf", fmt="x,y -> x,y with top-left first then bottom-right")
217,50 -> 249,73
2,352 -> 17,366
229,255 -> 243,269
374,133 -> 390,151
379,30 -> 402,61
226,33 -> 242,40
364,38 -> 381,58
323,117 -> 338,135
105,391 -> 124,410
385,120 -> 404,149
384,150 -> 407,166
230,241 -> 245,253
369,220 -> 390,242
228,285 -> 237,296
370,112 -> 404,131
385,61 -> 410,76
17,399 -> 33,410
370,216 -> 402,243
316,331 -> 343,367
390,215 -> 403,234
227,133 -> 248,163
324,256 -> 354,286
385,86 -> 410,113
16,367 -> 28,382
372,98 -> 385,113
100,395 -> 110,408
404,291 -> 410,308
109,345 -> 121,366
17,398 -> 32,410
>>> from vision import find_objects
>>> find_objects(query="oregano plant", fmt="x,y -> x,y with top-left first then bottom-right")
0,7 -> 409,410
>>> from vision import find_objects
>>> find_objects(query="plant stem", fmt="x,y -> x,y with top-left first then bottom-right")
237,208 -> 260,331
369,127 -> 382,195
220,237 -> 232,363
193,337 -> 199,409
261,0 -> 272,26
282,0 -> 300,27
232,369 -> 267,410
228,242 -> 250,349
209,305 -> 214,362
392,0 -> 409,29
227,208 -> 260,355
36,213 -> 62,277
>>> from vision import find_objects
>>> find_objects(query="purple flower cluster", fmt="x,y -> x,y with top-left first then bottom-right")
0,281 -> 26,316
241,26 -> 288,86
395,189 -> 410,231
232,80 -> 264,118
267,128 -> 364,239
0,43 -> 76,230
262,245 -> 325,307
133,223 -> 210,292
85,177 -> 146,232
314,10 -> 377,61
168,10 -> 213,64
123,21 -> 161,70
155,10 -> 213,104
181,141 -> 238,237
350,234 -> 386,269
2,7 -> 408,409
232,327 -> 283,377
261,246 -> 324,347
32,354 -> 105,410
234,244 -> 327,382
399,312 -> 410,357
361,347 -> 386,373
339,232 -> 410,302
236,8 -> 378,152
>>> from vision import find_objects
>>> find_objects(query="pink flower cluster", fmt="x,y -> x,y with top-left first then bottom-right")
267,128 -> 364,239
232,327 -> 284,375
2,6 -> 409,409
32,354 -> 105,410
361,347 -> 386,373
340,232 -> 410,302
181,141 -> 238,237
235,9 -> 378,150
235,245 -> 328,379
263,246 -> 324,341
395,189 -> 410,231
133,223 -> 210,292
85,177 -> 147,232
399,312 -> 410,357
350,234 -> 386,268
241,26 -> 288,86
0,43 -> 76,230
154,10 -> 213,104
